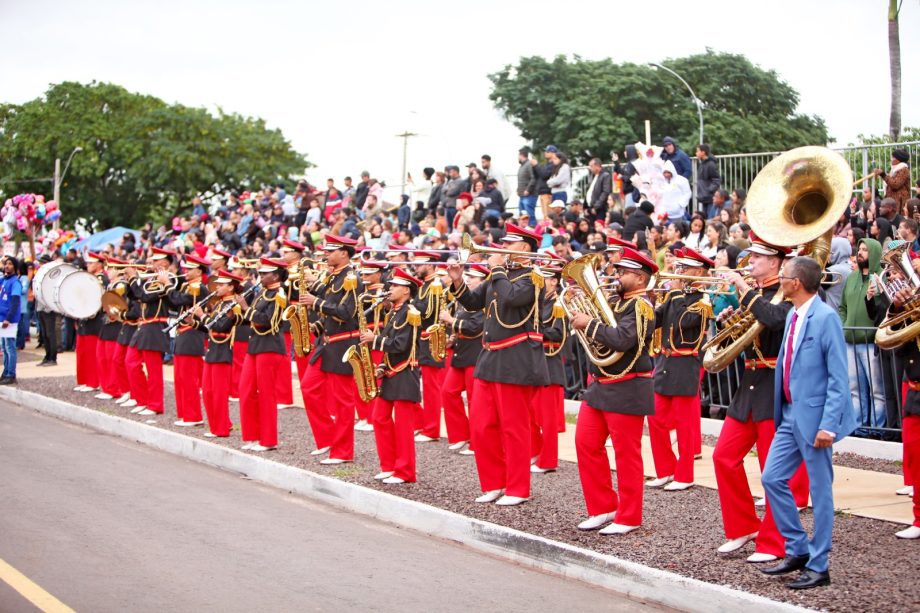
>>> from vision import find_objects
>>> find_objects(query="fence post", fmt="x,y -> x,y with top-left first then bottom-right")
691,158 -> 699,214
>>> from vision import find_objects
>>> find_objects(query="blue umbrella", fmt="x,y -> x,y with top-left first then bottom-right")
71,227 -> 141,253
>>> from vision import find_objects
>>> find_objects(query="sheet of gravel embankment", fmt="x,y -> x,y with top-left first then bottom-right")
17,375 -> 919,613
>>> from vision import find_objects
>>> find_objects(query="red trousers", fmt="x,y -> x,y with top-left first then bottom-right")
470,380 -> 536,498
98,340 -> 125,396
355,350 -> 383,422
418,365 -> 445,439
649,393 -> 699,483
300,357 -> 356,460
575,403 -> 645,526
173,354 -> 203,423
125,347 -> 164,413
278,332 -> 309,406
441,365 -> 473,444
75,334 -> 99,388
903,415 -> 920,527
203,362 -> 232,436
230,340 -> 248,399
112,342 -> 130,398
531,385 -> 563,470
372,398 -> 417,482
239,352 -> 285,447
712,415 -> 810,556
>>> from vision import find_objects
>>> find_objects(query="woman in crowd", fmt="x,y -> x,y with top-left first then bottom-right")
701,220 -> 728,260
684,213 -> 707,250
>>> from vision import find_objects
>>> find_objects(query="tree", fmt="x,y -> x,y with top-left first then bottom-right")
0,82 -> 309,228
889,0 -> 902,140
488,50 -> 828,164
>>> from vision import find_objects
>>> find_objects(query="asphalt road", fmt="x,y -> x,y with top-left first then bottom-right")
0,402 -> 654,612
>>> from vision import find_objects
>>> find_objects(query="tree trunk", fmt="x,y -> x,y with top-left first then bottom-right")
888,0 -> 901,140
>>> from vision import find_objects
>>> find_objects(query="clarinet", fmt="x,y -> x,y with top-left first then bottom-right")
165,290 -> 217,333
206,284 -> 258,331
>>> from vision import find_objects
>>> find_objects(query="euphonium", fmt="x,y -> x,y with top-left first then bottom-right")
874,243 -> 920,349
702,146 -> 853,372
343,290 -> 379,403
281,260 -> 313,357
557,253 -> 623,367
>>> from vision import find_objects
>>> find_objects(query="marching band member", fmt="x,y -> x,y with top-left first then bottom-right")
532,259 -> 567,474
168,254 -> 211,426
570,247 -> 657,535
95,256 -> 126,400
73,251 -> 107,393
360,268 -> 423,484
646,247 -> 713,491
193,269 -> 245,438
113,263 -> 141,406
280,239 -> 310,408
239,257 -> 287,451
447,223 -> 550,506
299,234 -> 363,464
124,247 -> 174,417
712,233 -> 809,562
228,257 -> 255,401
355,261 -> 387,432
412,251 -> 447,443
438,264 -> 489,454
209,248 -> 231,274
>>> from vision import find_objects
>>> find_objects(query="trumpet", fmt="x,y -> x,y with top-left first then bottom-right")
230,257 -> 260,270
106,262 -> 150,270
360,248 -> 458,261
655,272 -> 736,294
140,272 -> 179,292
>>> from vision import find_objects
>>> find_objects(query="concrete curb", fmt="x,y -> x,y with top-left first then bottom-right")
5,387 -> 804,613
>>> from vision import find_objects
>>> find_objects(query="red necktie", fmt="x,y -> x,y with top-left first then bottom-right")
783,311 -> 798,404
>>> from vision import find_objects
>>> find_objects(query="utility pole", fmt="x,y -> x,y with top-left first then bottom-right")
395,131 -> 418,196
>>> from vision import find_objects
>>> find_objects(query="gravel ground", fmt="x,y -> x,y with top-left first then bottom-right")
16,374 -> 919,613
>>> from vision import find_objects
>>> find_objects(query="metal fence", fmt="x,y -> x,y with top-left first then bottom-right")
563,324 -> 903,441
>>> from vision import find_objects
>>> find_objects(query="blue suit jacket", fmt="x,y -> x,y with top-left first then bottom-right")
773,297 -> 857,443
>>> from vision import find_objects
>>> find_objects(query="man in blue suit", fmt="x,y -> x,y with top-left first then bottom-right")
760,256 -> 856,589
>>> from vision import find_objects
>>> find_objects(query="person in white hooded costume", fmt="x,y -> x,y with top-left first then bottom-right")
658,160 -> 692,221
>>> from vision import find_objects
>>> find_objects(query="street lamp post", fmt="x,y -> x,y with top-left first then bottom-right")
53,146 -> 83,204
649,63 -> 704,146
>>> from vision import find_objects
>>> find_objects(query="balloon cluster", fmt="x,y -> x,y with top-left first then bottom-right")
1,193 -> 61,238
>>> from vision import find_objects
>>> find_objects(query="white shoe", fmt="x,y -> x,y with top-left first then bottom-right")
895,525 -> 920,539
717,532 -> 758,554
130,405 -> 146,414
447,440 -> 469,451
530,455 -> 539,465
250,444 -> 276,452
137,409 -> 156,416
354,419 -> 368,430
79,386 -> 97,393
530,465 -> 556,474
382,476 -> 406,484
229,397 -> 239,402
115,393 -> 131,404
277,403 -> 296,410
754,497 -> 766,507
241,442 -> 256,450
475,489 -> 504,503
599,522 -> 639,535
896,486 -> 914,496
174,420 -> 203,427
94,392 -> 114,400
203,432 -> 217,438
458,448 -> 475,456
144,420 -> 157,424
73,384 -> 91,392
374,471 -> 394,480
645,475 -> 674,488
663,481 -> 694,491
746,552 -> 778,563
123,399 -> 138,408
320,458 -> 349,465
310,446 -> 331,456
414,434 -> 437,442
577,513 -> 615,531
495,495 -> 528,506
358,422 -> 374,432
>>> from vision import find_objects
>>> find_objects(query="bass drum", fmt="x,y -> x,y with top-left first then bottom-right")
34,261 -> 103,319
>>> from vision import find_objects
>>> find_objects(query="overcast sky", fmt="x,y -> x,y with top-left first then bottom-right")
2,0 -> 917,197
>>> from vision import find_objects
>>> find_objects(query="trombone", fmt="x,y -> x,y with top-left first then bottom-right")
359,248 -> 459,261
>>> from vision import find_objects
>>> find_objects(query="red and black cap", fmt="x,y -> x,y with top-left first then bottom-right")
501,223 -> 541,251
747,231 -> 792,257
615,247 -> 659,275
676,247 -> 714,269
389,267 -> 424,289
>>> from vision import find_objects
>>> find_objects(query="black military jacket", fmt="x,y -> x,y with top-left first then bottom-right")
308,266 -> 362,375
169,281 -> 208,357
200,298 -> 241,364
127,277 -> 170,353
653,289 -> 711,396
448,305 -> 483,369
415,276 -> 447,368
541,292 -> 567,387
246,285 -> 286,355
371,302 -> 421,402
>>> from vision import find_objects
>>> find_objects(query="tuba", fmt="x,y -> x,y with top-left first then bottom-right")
874,243 -> 920,349
702,146 -> 853,372
557,253 -> 623,367
342,289 -> 379,403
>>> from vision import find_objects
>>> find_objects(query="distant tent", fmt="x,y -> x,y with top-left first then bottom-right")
71,227 -> 141,253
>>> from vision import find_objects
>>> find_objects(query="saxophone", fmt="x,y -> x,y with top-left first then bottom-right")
281,259 -> 313,357
425,277 -> 448,361
343,290 -> 379,403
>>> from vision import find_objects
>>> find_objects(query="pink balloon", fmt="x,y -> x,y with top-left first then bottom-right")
45,200 -> 58,211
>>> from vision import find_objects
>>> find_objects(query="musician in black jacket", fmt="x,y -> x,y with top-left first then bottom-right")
74,251 -> 107,393
360,267 -> 423,484
192,269 -> 244,438
95,255 -> 125,401
438,264 -> 488,454
570,247 -> 657,535
124,247 -> 174,417
299,234 -> 363,464
354,262 -> 387,432
447,223 -> 550,506
168,254 -> 211,427
412,251 -> 447,443
279,239 -> 309,408
239,257 -> 288,451
532,260 -> 567,474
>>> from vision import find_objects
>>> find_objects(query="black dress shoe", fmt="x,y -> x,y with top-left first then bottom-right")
759,554 -> 809,575
0,377 -> 15,385
787,569 -> 830,590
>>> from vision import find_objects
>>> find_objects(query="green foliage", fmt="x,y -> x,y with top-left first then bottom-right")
850,126 -> 920,146
0,82 -> 309,227
488,50 -> 829,164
